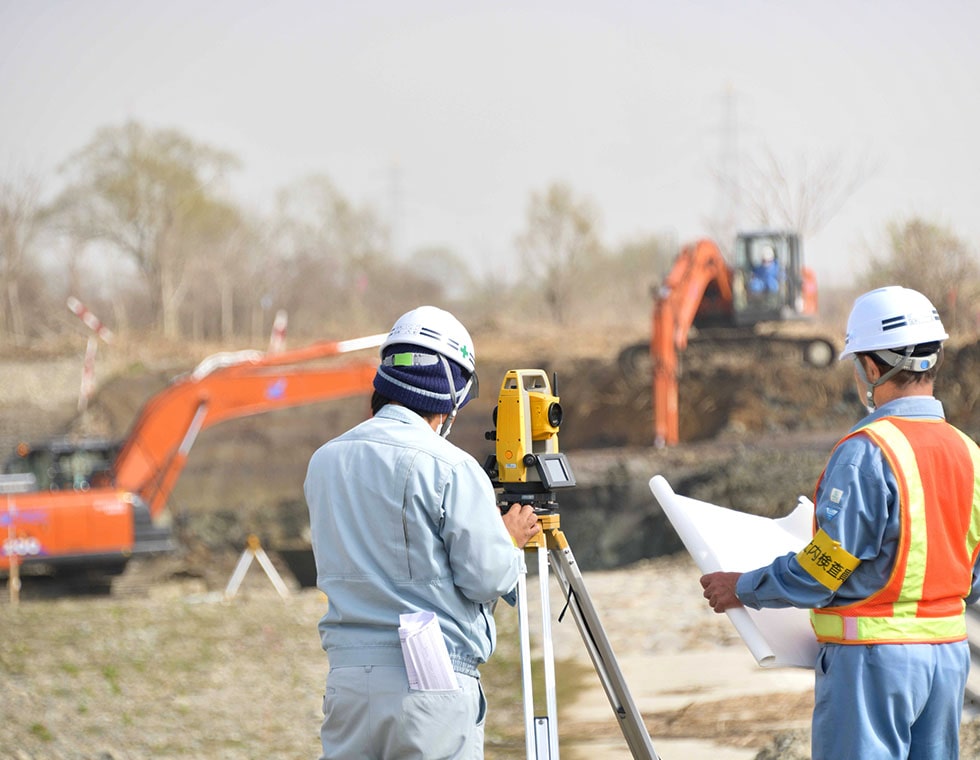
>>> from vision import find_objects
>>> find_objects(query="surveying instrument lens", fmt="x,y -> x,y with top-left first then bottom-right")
484,369 -> 659,759
547,402 -> 562,428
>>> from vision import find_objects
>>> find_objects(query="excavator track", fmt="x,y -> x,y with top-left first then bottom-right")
618,329 -> 837,387
691,328 -> 836,367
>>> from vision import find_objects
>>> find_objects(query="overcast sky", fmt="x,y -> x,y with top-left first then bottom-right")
1,1 -> 977,288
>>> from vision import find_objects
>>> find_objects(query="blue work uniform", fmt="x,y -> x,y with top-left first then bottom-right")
736,396 -> 980,760
305,403 -> 524,760
749,260 -> 783,294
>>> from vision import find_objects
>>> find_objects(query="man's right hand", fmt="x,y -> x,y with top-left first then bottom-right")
501,503 -> 540,548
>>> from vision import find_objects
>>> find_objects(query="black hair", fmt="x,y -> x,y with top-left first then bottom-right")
370,390 -> 437,420
370,390 -> 388,416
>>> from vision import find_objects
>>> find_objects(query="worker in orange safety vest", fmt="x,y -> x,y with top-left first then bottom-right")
700,285 -> 980,760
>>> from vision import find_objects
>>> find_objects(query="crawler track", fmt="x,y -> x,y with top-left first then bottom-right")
617,329 -> 837,387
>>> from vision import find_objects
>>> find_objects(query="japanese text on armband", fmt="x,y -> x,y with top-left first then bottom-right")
796,529 -> 861,591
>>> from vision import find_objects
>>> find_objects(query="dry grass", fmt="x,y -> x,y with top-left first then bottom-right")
0,566 -> 592,760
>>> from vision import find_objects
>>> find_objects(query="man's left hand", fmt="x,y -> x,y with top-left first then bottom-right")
699,571 -> 744,613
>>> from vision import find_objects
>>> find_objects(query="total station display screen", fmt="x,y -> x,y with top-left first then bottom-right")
536,453 -> 576,489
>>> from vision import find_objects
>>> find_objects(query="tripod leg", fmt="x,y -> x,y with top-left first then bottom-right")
516,547 -> 561,760
548,539 -> 660,760
224,548 -> 255,599
516,569 -> 537,759
537,547 -> 560,759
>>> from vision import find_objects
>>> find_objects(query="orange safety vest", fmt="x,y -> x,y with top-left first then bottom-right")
810,417 -> 980,645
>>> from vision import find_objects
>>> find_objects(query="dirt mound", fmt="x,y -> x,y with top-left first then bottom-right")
5,335 -> 980,577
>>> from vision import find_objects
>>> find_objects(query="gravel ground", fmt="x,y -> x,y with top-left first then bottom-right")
0,553 -> 740,760
7,339 -> 980,758
0,563 -> 327,760
5,543 -> 980,758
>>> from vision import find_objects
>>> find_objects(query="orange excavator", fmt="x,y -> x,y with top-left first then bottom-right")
630,230 -> 835,447
0,333 -> 384,581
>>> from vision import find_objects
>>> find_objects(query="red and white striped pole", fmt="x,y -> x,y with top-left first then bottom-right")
268,309 -> 288,353
68,297 -> 113,411
67,296 -> 114,344
78,337 -> 98,412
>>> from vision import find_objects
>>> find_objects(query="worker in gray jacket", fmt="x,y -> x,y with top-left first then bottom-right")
305,305 -> 540,760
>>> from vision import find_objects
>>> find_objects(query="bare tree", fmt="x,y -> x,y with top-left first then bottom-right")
182,202 -> 255,341
589,233 -> 676,327
0,173 -> 45,342
860,217 -> 980,333
271,174 -> 393,333
734,146 -> 874,239
51,121 -> 241,338
406,245 -> 473,301
515,182 -> 603,324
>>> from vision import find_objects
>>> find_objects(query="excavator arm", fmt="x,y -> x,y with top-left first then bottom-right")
0,333 -> 385,578
112,334 -> 385,520
651,239 -> 734,447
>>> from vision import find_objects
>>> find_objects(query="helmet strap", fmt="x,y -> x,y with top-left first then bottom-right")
852,357 -> 878,411
435,355 -> 473,439
853,347 -> 914,411
873,347 -> 941,372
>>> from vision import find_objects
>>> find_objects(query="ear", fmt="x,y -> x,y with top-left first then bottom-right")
860,355 -> 881,383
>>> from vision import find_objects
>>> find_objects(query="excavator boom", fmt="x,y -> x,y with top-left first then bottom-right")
652,239 -> 734,446
1,333 -> 384,577
113,335 -> 385,519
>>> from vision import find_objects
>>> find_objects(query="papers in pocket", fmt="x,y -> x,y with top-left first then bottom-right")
398,611 -> 460,690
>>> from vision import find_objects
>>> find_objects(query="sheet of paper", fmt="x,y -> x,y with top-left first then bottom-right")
649,474 -> 820,669
398,611 -> 460,690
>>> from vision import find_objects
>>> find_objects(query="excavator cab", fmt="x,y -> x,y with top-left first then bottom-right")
4,439 -> 120,491
731,231 -> 812,327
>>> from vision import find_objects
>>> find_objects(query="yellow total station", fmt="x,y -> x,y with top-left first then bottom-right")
491,369 -> 574,493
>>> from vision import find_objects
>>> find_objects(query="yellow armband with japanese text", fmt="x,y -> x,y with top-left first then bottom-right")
796,529 -> 861,591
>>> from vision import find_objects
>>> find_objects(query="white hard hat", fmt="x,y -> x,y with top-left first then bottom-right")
380,305 -> 476,375
839,286 -> 948,363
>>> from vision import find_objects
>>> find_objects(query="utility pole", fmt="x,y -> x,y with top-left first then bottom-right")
388,160 -> 403,260
712,82 -> 742,253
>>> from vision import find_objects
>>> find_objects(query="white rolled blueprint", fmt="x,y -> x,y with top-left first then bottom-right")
649,474 -> 819,669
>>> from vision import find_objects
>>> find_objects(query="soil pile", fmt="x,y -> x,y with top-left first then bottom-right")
7,332 -> 980,759
6,331 -> 980,574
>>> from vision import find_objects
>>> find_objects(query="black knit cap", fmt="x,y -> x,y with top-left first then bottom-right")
373,343 -> 472,414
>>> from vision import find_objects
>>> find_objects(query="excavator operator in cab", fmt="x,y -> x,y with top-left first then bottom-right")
748,244 -> 783,300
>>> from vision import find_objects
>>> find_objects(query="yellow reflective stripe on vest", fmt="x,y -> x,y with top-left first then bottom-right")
810,611 -> 966,642
954,427 -> 980,560
869,420 -> 927,613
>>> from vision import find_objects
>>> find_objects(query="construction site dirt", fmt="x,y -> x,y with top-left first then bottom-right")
5,330 -> 980,758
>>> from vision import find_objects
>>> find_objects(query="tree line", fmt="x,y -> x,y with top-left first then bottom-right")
1,120 -> 976,348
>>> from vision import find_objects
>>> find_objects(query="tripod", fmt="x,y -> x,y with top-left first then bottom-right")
515,511 -> 660,759
482,368 -> 658,757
